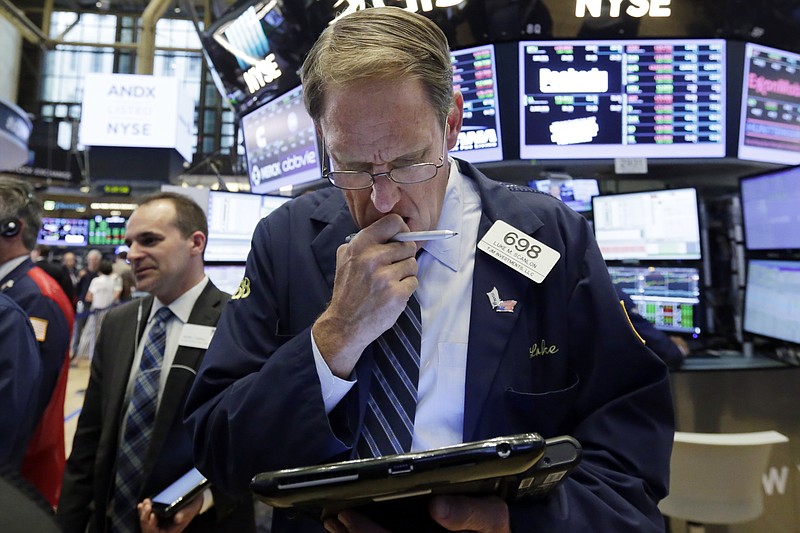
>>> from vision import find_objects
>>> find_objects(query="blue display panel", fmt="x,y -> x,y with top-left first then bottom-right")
518,39 -> 726,159
740,165 -> 800,251
37,217 -> 89,247
241,85 -> 323,194
449,44 -> 503,164
530,177 -> 599,213
737,43 -> 800,165
608,265 -> 702,336
744,259 -> 800,345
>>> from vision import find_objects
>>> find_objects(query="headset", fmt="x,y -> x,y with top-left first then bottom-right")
0,217 -> 22,237
0,181 -> 35,238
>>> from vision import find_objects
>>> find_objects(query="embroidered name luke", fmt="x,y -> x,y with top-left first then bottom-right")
529,339 -> 559,358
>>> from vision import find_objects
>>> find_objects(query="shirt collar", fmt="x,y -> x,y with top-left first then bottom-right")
149,276 -> 209,324
422,157 -> 467,272
0,254 -> 31,285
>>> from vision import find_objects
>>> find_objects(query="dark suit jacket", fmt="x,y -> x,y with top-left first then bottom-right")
186,161 -> 674,532
58,282 -> 255,533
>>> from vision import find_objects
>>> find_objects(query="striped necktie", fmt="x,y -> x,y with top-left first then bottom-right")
356,293 -> 421,457
110,306 -> 173,533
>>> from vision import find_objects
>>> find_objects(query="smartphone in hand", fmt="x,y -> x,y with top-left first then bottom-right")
150,467 -> 209,520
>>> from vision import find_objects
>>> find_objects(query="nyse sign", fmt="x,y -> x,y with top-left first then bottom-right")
575,0 -> 672,18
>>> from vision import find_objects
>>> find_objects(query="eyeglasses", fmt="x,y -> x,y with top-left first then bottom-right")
322,124 -> 448,190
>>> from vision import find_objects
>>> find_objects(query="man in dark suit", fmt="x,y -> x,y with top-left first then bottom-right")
58,192 -> 255,533
185,8 -> 673,533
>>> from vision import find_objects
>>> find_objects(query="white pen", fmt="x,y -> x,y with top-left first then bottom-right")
346,230 -> 458,243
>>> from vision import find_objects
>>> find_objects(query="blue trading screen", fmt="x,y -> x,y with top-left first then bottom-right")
744,259 -> 800,345
37,217 -> 89,247
608,265 -> 702,336
518,39 -> 725,159
740,165 -> 800,250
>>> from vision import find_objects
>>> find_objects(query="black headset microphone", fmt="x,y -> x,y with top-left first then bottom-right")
0,218 -> 22,237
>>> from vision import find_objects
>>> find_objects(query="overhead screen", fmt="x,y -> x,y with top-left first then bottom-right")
449,44 -> 503,164
241,85 -> 322,194
608,265 -> 702,336
593,188 -> 702,261
740,165 -> 800,250
744,259 -> 800,345
205,191 -> 290,263
518,39 -> 726,159
37,217 -> 89,247
737,43 -> 800,165
88,215 -> 127,246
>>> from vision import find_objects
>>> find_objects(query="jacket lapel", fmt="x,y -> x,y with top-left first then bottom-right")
462,166 -> 545,442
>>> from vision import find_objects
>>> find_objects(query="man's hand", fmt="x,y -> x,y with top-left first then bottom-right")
429,495 -> 511,532
313,214 -> 419,377
322,495 -> 511,533
137,494 -> 204,533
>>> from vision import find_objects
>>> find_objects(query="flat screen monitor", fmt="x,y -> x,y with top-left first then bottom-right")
205,191 -> 290,262
743,259 -> 800,345
88,214 -> 127,246
200,0 -> 314,112
518,39 -> 726,159
737,43 -> 800,165
241,85 -> 323,194
37,217 -> 89,247
205,264 -> 247,296
608,265 -> 702,336
592,188 -> 702,260
530,177 -> 599,213
740,165 -> 800,250
449,44 -> 503,164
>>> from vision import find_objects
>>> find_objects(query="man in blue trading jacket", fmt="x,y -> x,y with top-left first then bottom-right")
58,193 -> 255,533
185,7 -> 674,533
0,177 -> 74,507
0,292 -> 42,470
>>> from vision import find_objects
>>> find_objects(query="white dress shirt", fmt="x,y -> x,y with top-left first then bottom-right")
312,159 -> 482,450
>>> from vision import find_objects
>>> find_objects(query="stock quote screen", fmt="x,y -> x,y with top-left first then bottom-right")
519,39 -> 726,159
738,43 -> 800,165
449,44 -> 504,163
608,265 -> 702,336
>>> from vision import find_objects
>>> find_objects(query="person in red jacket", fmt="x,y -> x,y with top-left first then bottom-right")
0,177 -> 74,507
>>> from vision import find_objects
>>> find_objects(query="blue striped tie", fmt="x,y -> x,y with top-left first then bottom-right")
110,306 -> 173,533
357,293 -> 421,457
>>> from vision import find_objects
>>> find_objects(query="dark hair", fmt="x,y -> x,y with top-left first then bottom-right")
98,260 -> 113,275
0,177 -> 41,250
135,191 -> 208,240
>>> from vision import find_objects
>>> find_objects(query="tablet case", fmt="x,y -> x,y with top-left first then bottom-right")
251,434 -> 581,531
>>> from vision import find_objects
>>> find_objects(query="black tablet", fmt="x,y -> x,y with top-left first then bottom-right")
250,433 -> 580,529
